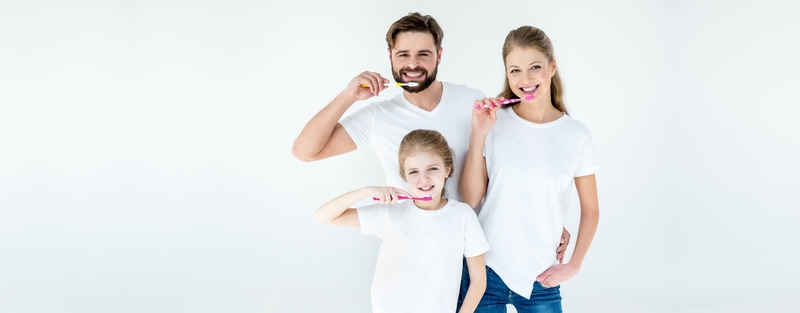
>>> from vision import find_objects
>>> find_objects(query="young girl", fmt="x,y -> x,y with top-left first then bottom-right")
316,129 -> 490,313
459,26 -> 600,312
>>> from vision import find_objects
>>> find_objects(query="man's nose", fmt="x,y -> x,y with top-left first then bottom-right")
407,57 -> 420,68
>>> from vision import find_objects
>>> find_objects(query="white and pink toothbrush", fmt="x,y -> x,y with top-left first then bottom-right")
373,195 -> 433,201
475,95 -> 535,109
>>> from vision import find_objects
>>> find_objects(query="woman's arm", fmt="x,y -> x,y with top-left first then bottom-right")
459,98 -> 500,208
315,186 -> 410,227
458,254 -> 487,313
460,133 -> 489,209
536,174 -> 599,286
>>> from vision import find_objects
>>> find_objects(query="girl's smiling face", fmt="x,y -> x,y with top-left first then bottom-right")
402,151 -> 450,199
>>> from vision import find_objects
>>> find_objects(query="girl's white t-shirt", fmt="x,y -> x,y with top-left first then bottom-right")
357,199 -> 490,313
480,108 -> 598,299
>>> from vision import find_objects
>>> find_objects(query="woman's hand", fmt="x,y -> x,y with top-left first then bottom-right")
536,263 -> 580,288
471,97 -> 502,137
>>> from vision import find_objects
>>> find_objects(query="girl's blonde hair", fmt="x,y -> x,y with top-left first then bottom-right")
498,25 -> 569,115
398,129 -> 454,198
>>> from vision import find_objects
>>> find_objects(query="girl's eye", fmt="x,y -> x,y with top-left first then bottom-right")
408,170 -> 418,175
428,167 -> 438,171
532,65 -> 541,70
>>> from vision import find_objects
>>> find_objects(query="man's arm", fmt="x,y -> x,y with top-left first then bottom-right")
291,71 -> 388,162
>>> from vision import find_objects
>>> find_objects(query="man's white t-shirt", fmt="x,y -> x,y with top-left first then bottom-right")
340,82 -> 485,201
357,200 -> 490,313
480,108 -> 598,299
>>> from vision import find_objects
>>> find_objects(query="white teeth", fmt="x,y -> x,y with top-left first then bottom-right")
420,186 -> 433,191
522,86 -> 536,92
405,72 -> 423,77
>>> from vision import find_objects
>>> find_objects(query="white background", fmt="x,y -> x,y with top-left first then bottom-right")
1,0 -> 799,312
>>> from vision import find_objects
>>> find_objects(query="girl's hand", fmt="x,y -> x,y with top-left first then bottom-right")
364,186 -> 412,204
536,263 -> 580,288
471,97 -> 502,136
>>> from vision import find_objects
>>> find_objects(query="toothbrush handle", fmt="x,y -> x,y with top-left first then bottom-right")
373,195 -> 410,201
372,195 -> 433,201
498,98 -> 522,105
474,98 -> 522,109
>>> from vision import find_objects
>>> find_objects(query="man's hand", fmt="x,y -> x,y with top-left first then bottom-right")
344,71 -> 390,101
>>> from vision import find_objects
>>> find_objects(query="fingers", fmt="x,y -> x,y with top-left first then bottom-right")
373,186 -> 413,204
556,250 -> 565,264
388,188 -> 399,204
473,97 -> 498,109
353,71 -> 387,98
537,267 -> 555,283
364,71 -> 382,96
538,267 -> 562,288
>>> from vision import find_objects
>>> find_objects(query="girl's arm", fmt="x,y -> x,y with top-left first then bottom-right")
536,174 -> 599,287
460,98 -> 500,209
315,186 -> 410,227
458,254 -> 487,313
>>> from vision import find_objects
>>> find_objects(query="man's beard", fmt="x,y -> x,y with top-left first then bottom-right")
392,65 -> 438,93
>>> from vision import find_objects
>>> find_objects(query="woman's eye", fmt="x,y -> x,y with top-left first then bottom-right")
532,65 -> 541,70
510,69 -> 519,73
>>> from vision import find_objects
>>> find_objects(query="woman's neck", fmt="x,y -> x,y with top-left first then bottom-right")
512,97 -> 562,124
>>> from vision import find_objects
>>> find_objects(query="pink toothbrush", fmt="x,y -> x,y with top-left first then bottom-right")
373,195 -> 433,201
475,95 -> 535,109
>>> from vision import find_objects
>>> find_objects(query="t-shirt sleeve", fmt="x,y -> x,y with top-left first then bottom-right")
356,204 -> 388,238
574,131 -> 599,177
339,104 -> 376,149
463,210 -> 490,258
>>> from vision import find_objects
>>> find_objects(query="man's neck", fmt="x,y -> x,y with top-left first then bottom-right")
402,81 -> 443,112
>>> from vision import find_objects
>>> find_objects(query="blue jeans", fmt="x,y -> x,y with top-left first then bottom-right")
457,259 -> 562,313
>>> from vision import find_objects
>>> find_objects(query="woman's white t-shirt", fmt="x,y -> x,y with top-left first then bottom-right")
480,108 -> 598,299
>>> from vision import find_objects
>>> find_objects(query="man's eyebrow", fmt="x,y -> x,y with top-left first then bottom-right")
394,49 -> 434,54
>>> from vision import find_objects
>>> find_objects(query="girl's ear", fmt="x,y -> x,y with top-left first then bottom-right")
446,167 -> 452,178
